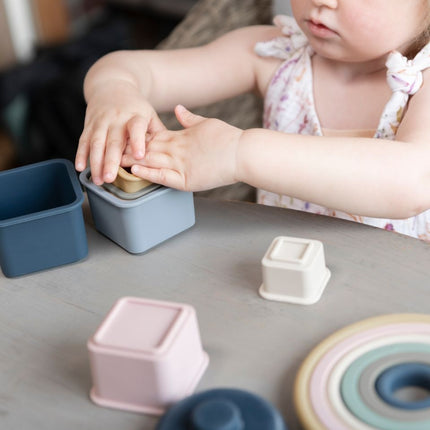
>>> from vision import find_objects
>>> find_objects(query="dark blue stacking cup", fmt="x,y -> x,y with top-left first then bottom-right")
0,159 -> 88,277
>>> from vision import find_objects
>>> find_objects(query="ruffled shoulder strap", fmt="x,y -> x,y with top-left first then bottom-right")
376,41 -> 430,139
255,15 -> 309,60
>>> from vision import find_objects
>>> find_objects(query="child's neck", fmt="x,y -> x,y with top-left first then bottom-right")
312,54 -> 392,130
314,54 -> 388,83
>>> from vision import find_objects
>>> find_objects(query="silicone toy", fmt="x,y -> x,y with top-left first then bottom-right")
102,181 -> 161,200
338,340 -> 430,430
0,159 -> 87,277
80,169 -> 195,253
156,388 -> 287,430
294,314 -> 430,430
376,362 -> 430,410
259,236 -> 330,304
359,352 -> 430,420
88,297 -> 209,415
112,166 -> 153,193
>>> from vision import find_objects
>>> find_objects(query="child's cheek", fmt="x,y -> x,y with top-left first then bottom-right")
344,10 -> 381,37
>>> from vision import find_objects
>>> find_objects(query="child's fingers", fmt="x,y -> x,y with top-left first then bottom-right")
127,115 -> 149,159
127,114 -> 167,160
143,151 -> 175,169
145,115 -> 167,147
120,153 -> 133,167
121,148 -> 173,170
88,128 -> 109,186
174,105 -> 205,129
103,124 -> 127,182
131,165 -> 184,190
75,129 -> 91,171
149,114 -> 167,133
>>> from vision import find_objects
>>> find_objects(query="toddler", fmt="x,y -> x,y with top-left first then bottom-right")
75,0 -> 430,240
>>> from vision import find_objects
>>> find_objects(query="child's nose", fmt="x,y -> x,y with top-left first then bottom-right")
311,0 -> 338,9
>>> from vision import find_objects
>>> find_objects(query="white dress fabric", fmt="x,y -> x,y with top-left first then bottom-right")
255,15 -> 430,241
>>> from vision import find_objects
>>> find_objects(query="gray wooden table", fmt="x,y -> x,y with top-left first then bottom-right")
1,197 -> 430,430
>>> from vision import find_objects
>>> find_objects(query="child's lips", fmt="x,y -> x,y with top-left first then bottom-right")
307,19 -> 337,38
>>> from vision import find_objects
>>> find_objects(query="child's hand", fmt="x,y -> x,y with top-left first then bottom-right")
75,82 -> 165,185
122,105 -> 243,191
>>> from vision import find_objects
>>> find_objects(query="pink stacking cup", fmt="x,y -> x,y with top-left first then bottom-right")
88,297 -> 209,415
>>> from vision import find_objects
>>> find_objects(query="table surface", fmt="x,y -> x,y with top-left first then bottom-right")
2,197 -> 430,430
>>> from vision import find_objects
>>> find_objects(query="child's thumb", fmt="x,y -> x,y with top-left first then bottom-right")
175,105 -> 205,128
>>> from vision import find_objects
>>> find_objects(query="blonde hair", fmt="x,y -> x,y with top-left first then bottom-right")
406,2 -> 430,58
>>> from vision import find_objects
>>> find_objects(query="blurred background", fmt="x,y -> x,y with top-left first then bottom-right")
0,0 -> 198,171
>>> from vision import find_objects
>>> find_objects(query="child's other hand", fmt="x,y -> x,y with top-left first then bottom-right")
122,105 -> 243,191
75,84 -> 165,186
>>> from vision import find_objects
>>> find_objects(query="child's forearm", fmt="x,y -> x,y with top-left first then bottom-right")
236,128 -> 430,219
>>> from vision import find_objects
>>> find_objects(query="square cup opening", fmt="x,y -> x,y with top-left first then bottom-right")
270,238 -> 312,264
93,298 -> 186,355
0,161 -> 77,221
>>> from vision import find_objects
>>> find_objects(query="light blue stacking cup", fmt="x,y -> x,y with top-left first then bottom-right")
80,169 -> 195,254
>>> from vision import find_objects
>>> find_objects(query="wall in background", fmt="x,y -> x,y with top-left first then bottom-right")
0,0 -> 106,71
0,0 -> 37,68
0,2 -> 16,68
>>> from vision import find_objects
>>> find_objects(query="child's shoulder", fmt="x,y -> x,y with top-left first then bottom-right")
199,18 -> 303,98
210,23 -> 282,50
213,17 -> 308,98
207,15 -> 304,57
204,23 -> 283,72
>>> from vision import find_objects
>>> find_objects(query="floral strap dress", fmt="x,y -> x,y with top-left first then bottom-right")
255,15 -> 430,241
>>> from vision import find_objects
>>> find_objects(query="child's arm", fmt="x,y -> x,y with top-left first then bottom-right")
128,76 -> 430,219
237,129 -> 430,219
75,25 -> 281,185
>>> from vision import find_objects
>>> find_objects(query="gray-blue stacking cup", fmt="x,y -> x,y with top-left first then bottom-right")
0,159 -> 88,277
80,169 -> 195,254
